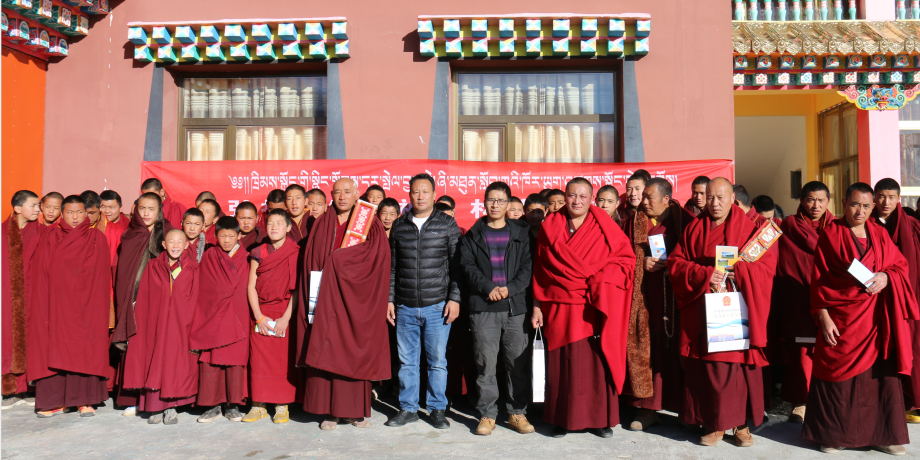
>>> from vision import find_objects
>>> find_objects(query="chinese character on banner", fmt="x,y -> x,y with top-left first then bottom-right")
470,199 -> 486,219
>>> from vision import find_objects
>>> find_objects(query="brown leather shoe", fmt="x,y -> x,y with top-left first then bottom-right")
475,417 -> 495,435
700,429 -> 724,446
628,409 -> 660,431
508,414 -> 535,434
788,405 -> 806,423
733,425 -> 754,447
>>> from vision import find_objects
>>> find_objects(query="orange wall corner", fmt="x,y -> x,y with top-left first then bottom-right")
2,47 -> 47,217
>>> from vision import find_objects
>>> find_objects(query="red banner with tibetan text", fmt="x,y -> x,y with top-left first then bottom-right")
142,159 -> 734,229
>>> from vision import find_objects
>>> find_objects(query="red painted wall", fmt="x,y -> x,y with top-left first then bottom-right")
2,47 -> 46,217
42,1 -> 735,198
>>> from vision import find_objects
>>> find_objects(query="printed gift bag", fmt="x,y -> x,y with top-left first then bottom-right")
705,284 -> 750,353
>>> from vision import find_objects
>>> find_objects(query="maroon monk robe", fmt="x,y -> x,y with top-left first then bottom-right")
112,212 -> 172,406
162,195 -> 187,230
124,251 -> 200,411
250,238 -> 299,404
297,209 -> 391,419
288,214 -> 312,244
533,206 -> 635,430
745,206 -> 768,228
684,198 -> 703,217
185,235 -> 207,263
802,219 -> 919,447
772,207 -> 834,405
191,246 -> 250,406
668,204 -> 777,431
620,201 -> 694,412
870,203 -> 920,409
97,215 -> 126,391
28,218 -> 110,410
240,226 -> 266,253
2,219 -> 41,395
203,224 -> 217,246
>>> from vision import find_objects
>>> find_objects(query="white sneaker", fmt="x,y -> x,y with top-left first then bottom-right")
122,406 -> 137,417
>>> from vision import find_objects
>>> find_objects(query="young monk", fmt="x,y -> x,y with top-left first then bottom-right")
377,198 -> 400,238
285,185 -> 312,243
306,188 -> 328,219
803,182 -> 919,455
112,192 -> 171,416
298,178 -> 391,429
79,191 -> 103,228
29,195 -> 110,418
621,178 -> 694,431
684,176 -> 710,217
198,199 -> 221,246
506,196 -> 524,220
258,189 -> 287,232
545,189 -> 565,214
141,178 -> 186,229
244,209 -> 299,424
2,191 -> 42,408
870,178 -> 920,424
195,191 -> 217,208
595,185 -> 621,226
531,178 -> 636,438
236,201 -> 265,252
124,229 -> 199,425
618,174 -> 647,223
362,184 -> 386,206
98,190 -> 129,266
733,184 -> 768,227
773,181 -> 834,423
668,177 -> 778,447
190,217 -> 250,423
39,192 -> 63,227
181,208 -> 207,263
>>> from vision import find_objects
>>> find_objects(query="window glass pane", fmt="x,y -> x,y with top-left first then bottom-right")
235,126 -> 326,160
900,98 -> 920,122
461,128 -> 502,161
821,110 -> 840,162
821,164 -> 839,217
513,123 -> 615,163
841,160 -> 858,194
843,106 -> 857,159
183,76 -> 326,119
458,72 -> 614,116
187,130 -> 225,161
900,130 -> 920,187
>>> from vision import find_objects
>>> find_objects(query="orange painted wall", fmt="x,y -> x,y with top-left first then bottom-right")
2,47 -> 46,217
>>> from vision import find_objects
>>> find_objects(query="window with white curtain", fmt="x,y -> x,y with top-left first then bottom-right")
455,71 -> 617,163
178,76 -> 327,161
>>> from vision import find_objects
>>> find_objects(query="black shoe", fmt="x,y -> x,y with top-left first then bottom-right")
428,409 -> 450,429
385,410 -> 420,427
589,427 -> 613,438
551,426 -> 568,438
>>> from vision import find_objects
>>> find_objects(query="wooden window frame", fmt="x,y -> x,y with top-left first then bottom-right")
451,68 -> 619,162
818,104 -> 859,214
177,73 -> 327,161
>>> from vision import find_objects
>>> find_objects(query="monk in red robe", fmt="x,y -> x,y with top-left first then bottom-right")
285,185 -> 312,243
869,178 -> 920,425
297,178 -> 391,429
257,189 -> 287,235
80,191 -> 103,228
29,195 -> 111,418
802,182 -> 919,455
243,209 -> 299,424
306,188 -> 329,219
669,177 -> 777,447
123,229 -> 198,424
683,176 -> 709,217
734,184 -> 768,228
190,217 -> 250,423
112,193 -> 172,416
39,192 -> 63,227
2,190 -> 42,408
198,199 -> 221,246
141,178 -> 187,229
773,181 -> 834,423
236,201 -> 265,252
94,191 -> 130,393
621,178 -> 694,431
616,173 -> 647,225
531,177 -> 635,438
181,208 -> 207,263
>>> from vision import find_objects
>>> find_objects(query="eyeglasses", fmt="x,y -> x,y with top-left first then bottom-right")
486,198 -> 509,205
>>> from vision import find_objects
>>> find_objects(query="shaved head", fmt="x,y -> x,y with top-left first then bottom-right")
706,177 -> 736,223
165,228 -> 186,239
332,177 -> 360,214
333,177 -> 359,191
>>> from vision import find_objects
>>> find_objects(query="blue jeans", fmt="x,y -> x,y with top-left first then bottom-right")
396,302 -> 452,412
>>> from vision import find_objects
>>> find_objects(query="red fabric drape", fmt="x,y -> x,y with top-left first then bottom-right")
240,226 -> 266,252
124,252 -> 200,398
745,206 -> 768,228
27,219 -> 111,382
162,196 -> 187,230
532,206 -> 635,392
668,204 -> 777,366
190,246 -> 250,366
810,219 -> 920,382
296,209 -> 392,381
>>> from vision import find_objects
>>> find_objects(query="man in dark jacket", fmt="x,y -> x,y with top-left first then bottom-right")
385,174 -> 462,430
460,181 -> 534,436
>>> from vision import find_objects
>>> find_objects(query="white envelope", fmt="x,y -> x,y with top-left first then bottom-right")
848,259 -> 875,287
308,271 -> 322,324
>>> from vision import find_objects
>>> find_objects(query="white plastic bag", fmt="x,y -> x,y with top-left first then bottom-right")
532,327 -> 546,403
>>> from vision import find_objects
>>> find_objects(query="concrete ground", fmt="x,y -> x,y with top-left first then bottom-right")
2,394 -> 919,459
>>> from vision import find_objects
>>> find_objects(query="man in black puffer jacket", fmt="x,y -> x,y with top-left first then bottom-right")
385,173 -> 462,430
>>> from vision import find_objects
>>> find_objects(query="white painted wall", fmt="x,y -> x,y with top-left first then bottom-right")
734,116 -> 808,216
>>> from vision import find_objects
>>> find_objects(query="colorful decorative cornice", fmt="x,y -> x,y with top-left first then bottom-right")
836,83 -> 920,110
2,0 -> 109,61
417,14 -> 651,58
732,20 -> 920,56
127,18 -> 348,64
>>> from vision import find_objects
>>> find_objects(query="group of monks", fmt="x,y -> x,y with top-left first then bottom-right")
2,171 -> 919,454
